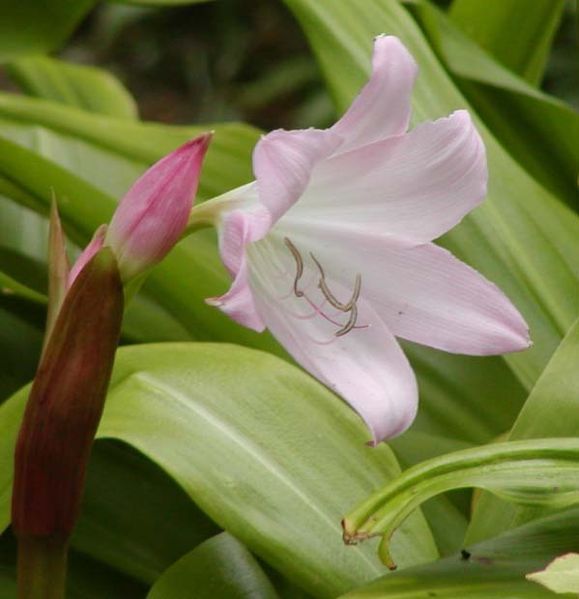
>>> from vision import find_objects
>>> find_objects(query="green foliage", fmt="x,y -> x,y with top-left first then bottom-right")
7,56 -> 138,119
341,508 -> 579,597
344,438 -> 579,568
0,343 -> 437,597
147,533 -> 279,599
0,0 -> 577,596
527,553 -> 579,595
449,0 -> 565,85
0,0 -> 95,62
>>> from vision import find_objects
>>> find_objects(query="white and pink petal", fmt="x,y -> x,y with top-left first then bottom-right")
289,110 -> 486,244
331,35 -> 418,153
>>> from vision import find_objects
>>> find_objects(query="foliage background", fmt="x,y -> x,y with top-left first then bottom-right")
0,0 -> 577,597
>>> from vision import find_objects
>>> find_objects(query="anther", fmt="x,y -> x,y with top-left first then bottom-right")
284,237 -> 304,297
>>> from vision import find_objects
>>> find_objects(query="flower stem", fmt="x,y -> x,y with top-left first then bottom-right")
17,536 -> 68,599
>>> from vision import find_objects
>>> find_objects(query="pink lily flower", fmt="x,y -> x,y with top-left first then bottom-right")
197,36 -> 530,443
70,133 -> 212,287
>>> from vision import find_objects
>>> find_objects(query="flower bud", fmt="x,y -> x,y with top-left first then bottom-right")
12,248 -> 123,540
105,133 -> 212,281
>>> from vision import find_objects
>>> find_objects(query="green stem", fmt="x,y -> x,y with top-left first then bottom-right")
17,536 -> 68,599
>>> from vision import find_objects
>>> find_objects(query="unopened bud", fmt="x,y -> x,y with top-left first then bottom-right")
12,248 -> 123,540
105,133 -> 212,281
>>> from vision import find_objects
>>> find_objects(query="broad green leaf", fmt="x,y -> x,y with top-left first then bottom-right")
527,553 -> 579,595
340,507 -> 579,598
468,318 -> 579,543
0,343 -> 438,598
344,438 -> 579,569
411,1 -> 578,209
0,0 -> 94,62
7,56 -> 138,120
72,440 -> 219,584
449,0 -> 565,85
282,0 -> 579,391
148,533 -> 279,599
110,0 -> 212,4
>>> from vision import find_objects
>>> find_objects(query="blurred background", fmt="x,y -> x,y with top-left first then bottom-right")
2,0 -> 574,132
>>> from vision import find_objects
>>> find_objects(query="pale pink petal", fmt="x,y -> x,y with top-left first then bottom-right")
279,227 -> 530,355
246,237 -> 418,442
253,128 -> 342,223
207,207 -> 270,332
331,35 -> 417,153
107,133 -> 211,280
67,225 -> 107,289
206,258 -> 265,332
289,110 -> 486,243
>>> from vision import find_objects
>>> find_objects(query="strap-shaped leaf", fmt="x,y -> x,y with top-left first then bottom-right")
7,56 -> 138,120
449,0 -> 565,86
0,343 -> 437,598
468,318 -> 579,543
344,438 -> 579,569
147,533 -> 279,599
340,507 -> 579,598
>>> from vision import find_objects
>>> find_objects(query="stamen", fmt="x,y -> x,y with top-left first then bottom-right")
283,237 -> 368,337
284,237 -> 304,298
335,304 -> 358,337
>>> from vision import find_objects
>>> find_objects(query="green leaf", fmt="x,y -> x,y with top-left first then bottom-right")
7,56 -> 138,120
0,0 -> 95,62
0,343 -> 438,598
340,507 -> 579,598
527,553 -> 579,595
148,533 -> 279,599
411,1 -> 578,209
467,318 -> 579,543
110,0 -> 213,4
282,0 -> 579,390
344,438 -> 579,569
449,0 -> 565,86
72,440 -> 219,584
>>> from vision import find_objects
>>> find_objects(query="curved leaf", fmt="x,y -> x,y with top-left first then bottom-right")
468,318 -> 579,543
411,1 -> 578,209
449,0 -> 565,85
0,0 -> 94,62
341,507 -> 579,598
0,343 -> 437,598
7,56 -> 138,119
148,533 -> 279,599
344,438 -> 579,569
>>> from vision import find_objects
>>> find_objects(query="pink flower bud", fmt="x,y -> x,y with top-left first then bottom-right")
105,133 -> 212,281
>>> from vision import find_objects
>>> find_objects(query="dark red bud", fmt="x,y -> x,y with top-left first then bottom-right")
12,248 -> 123,540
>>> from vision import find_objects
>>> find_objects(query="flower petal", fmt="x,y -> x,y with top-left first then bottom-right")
207,207 -> 269,332
68,224 -> 107,289
281,227 -> 530,355
253,128 -> 342,223
290,110 -> 487,243
331,35 -> 417,153
246,237 -> 418,442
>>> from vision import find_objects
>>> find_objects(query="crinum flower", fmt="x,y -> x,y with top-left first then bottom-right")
191,36 -> 530,443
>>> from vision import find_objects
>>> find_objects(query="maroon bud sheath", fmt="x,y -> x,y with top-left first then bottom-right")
12,248 -> 123,540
